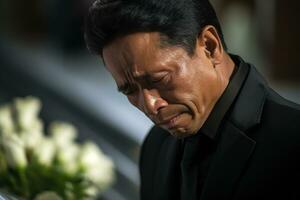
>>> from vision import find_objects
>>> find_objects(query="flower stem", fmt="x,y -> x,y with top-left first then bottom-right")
18,167 -> 30,198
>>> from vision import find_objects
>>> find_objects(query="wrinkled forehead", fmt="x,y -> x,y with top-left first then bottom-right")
102,32 -> 161,74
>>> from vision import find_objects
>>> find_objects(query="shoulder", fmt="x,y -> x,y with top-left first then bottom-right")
140,126 -> 169,165
263,88 -> 300,127
142,126 -> 169,149
252,88 -> 300,155
261,94 -> 300,140
139,126 -> 169,172
139,126 -> 169,197
266,87 -> 300,111
237,63 -> 300,131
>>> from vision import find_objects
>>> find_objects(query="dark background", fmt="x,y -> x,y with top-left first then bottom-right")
0,0 -> 299,199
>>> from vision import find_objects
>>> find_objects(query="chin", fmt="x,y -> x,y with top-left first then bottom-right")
168,127 -> 197,139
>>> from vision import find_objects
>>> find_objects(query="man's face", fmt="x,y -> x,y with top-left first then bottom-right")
103,32 -> 221,138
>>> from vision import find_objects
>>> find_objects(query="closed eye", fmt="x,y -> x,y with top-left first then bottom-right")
151,76 -> 165,83
149,72 -> 169,85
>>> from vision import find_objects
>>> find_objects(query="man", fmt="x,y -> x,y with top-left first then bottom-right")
85,0 -> 300,199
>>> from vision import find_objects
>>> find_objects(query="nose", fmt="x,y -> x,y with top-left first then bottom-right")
139,89 -> 168,116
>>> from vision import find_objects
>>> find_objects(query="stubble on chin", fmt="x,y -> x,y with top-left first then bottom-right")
167,127 -> 197,139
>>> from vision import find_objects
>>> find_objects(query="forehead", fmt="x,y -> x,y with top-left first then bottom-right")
102,32 -> 190,83
102,32 -> 169,78
103,32 -> 160,63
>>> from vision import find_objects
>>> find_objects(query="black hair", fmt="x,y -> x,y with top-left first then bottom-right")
85,0 -> 226,56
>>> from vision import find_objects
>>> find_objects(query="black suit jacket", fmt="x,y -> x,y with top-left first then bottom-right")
140,62 -> 300,200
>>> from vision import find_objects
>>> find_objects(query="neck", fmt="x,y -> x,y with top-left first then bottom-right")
214,53 -> 235,95
223,53 -> 236,80
202,53 -> 235,130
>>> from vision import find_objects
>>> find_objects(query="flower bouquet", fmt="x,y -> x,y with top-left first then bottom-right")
0,97 -> 115,199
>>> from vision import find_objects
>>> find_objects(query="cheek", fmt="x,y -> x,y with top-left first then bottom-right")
170,70 -> 213,115
172,72 -> 202,100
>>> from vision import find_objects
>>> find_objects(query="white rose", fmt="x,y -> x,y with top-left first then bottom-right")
50,122 -> 80,174
14,97 -> 41,131
0,105 -> 14,134
20,130 -> 42,150
19,120 -> 43,150
84,186 -> 99,198
79,142 -> 115,190
56,143 -> 80,174
84,164 -> 115,191
79,142 -> 105,166
33,137 -> 56,166
0,134 -> 27,168
31,118 -> 44,132
50,122 -> 77,149
34,191 -> 63,200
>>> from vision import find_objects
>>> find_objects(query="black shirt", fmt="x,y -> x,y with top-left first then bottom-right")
180,55 -> 250,200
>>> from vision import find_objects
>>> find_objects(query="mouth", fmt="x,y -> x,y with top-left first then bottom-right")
152,104 -> 191,130
157,113 -> 182,129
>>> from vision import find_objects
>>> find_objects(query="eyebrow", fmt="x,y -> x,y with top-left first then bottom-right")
117,70 -> 165,94
117,72 -> 148,91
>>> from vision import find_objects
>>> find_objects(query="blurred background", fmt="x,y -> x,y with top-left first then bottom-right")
0,0 -> 299,199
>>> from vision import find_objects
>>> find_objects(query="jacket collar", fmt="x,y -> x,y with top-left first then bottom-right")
150,57 -> 269,200
229,61 -> 268,132
201,54 -> 250,140
200,59 -> 268,200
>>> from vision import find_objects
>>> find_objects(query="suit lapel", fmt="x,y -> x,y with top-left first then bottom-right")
200,122 -> 256,200
153,135 -> 183,200
200,64 -> 268,200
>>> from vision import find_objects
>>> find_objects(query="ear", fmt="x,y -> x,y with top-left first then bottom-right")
197,25 -> 224,65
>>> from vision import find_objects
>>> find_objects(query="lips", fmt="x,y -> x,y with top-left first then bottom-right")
165,114 -> 181,129
158,113 -> 181,128
158,111 -> 191,130
150,104 -> 190,128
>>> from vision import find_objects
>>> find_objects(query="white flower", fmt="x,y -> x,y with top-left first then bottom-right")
19,130 -> 43,150
56,143 -> 80,174
14,97 -> 41,131
84,165 -> 115,192
79,142 -> 115,191
0,134 -> 27,168
34,191 -> 63,200
0,97 -> 115,199
50,122 -> 77,149
19,119 -> 43,150
79,142 -> 105,167
33,137 -> 56,166
0,105 -> 14,134
50,122 -> 80,174
84,186 -> 99,198
31,118 -> 44,132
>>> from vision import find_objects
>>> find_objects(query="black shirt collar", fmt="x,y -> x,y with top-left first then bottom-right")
200,54 -> 250,140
